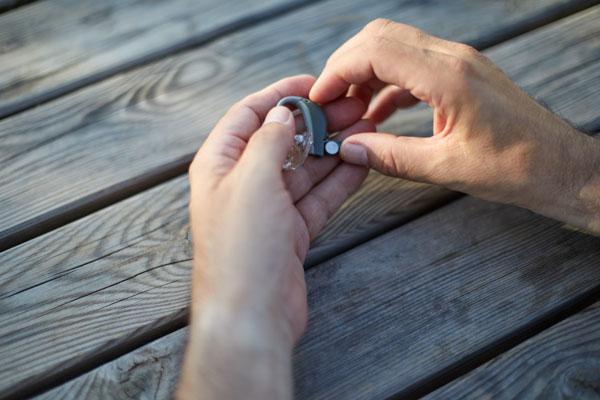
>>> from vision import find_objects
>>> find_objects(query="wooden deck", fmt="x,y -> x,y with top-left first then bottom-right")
1,0 -> 599,398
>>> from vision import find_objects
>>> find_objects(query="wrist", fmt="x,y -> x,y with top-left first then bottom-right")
190,267 -> 297,346
569,134 -> 600,233
178,303 -> 293,400
190,299 -> 295,351
527,127 -> 600,233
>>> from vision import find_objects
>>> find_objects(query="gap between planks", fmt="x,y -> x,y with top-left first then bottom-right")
391,283 -> 600,399
392,128 -> 598,398
34,197 -> 600,400
1,0 -> 598,252
0,0 -> 35,14
25,15 -> 600,400
426,300 -> 600,398
1,3 -> 600,400
0,190 -> 465,400
0,0 -> 322,120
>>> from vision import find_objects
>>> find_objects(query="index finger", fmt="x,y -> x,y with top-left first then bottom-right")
309,19 -> 453,106
192,74 -> 369,181
210,74 -> 316,145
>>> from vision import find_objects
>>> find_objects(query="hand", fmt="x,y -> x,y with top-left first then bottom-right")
178,75 -> 373,399
310,19 -> 600,234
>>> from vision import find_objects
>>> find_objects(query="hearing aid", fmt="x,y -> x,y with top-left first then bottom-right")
277,96 -> 341,170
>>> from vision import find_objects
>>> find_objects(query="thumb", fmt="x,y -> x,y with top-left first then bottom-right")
241,106 -> 295,171
340,133 -> 437,181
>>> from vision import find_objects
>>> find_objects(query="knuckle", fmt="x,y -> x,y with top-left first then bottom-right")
454,43 -> 487,64
394,145 -> 416,178
457,43 -> 479,58
377,142 -> 404,177
230,97 -> 251,115
365,18 -> 393,32
239,92 -> 258,108
448,55 -> 472,76
406,24 -> 429,43
453,42 -> 495,68
444,55 -> 476,90
364,18 -> 394,41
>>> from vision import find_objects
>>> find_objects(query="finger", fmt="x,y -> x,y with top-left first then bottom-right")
238,107 -> 295,172
292,94 -> 367,136
284,118 -> 376,202
340,132 -> 439,182
201,75 -> 315,163
215,75 -> 313,140
296,162 -> 368,241
347,83 -> 375,107
322,96 -> 366,132
366,85 -> 420,124
213,77 -> 367,150
206,76 -> 366,165
309,20 -> 455,106
191,75 -> 314,182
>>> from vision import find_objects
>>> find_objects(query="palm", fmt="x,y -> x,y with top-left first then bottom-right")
203,75 -> 373,341
279,132 -> 372,340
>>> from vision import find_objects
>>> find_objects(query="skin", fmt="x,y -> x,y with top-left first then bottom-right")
311,19 -> 600,234
179,20 -> 600,399
178,75 -> 373,399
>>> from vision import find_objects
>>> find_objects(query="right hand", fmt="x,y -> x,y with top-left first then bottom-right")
310,19 -> 600,233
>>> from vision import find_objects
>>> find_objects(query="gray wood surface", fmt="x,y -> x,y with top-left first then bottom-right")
2,6 -> 600,398
0,0 -> 591,249
427,301 -> 600,399
0,0 -> 32,13
0,0 -> 304,118
37,328 -> 190,400
0,172 -> 452,398
294,200 -> 600,399
38,197 -> 600,399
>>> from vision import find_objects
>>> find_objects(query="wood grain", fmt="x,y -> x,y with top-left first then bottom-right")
0,172 -> 453,399
0,0 -> 309,118
37,197 -> 600,399
292,200 -> 600,399
37,328 -> 190,400
2,6 -> 600,398
427,301 -> 600,399
0,0 -> 593,248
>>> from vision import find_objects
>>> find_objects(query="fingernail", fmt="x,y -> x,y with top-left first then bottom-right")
264,106 -> 293,127
341,142 -> 368,166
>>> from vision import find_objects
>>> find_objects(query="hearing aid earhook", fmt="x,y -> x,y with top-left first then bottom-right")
276,96 -> 340,157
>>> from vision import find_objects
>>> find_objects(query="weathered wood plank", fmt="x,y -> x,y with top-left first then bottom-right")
0,0 -> 593,249
36,327 -> 190,400
427,301 -> 600,399
2,6 -> 600,398
0,172 -> 452,399
0,0 -> 310,118
0,0 -> 33,14
293,201 -> 600,399
37,196 -> 600,400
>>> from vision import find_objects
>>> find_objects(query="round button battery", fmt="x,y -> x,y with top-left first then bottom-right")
324,140 -> 340,156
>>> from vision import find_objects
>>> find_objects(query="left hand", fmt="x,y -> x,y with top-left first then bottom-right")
309,19 -> 600,233
179,75 -> 374,399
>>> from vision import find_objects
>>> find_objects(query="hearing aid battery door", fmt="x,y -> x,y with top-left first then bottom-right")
283,127 -> 313,170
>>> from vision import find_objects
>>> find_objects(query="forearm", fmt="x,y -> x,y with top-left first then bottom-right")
564,132 -> 600,234
177,300 -> 294,400
527,126 -> 600,234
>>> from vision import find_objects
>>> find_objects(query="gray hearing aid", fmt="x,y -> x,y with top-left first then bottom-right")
277,97 -> 341,170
